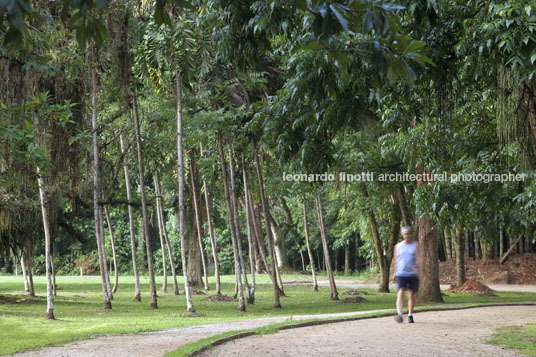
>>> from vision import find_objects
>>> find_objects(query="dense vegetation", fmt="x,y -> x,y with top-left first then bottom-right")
1,0 -> 535,319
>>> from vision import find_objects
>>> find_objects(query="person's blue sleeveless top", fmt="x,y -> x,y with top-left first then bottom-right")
395,241 -> 418,277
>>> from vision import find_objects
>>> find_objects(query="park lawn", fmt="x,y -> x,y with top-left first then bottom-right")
1,274 -> 535,355
489,323 -> 536,356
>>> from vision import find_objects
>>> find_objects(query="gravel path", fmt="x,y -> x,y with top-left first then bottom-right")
10,309 -> 390,357
201,305 -> 536,357
10,283 -> 536,357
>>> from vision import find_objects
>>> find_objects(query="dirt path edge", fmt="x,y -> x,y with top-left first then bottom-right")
181,302 -> 536,357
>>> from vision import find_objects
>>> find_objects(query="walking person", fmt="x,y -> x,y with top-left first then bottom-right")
393,226 -> 419,323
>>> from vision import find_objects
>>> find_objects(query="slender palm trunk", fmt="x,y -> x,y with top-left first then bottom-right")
104,205 -> 119,293
253,143 -> 281,308
175,69 -> 195,312
119,133 -> 141,301
454,225 -> 465,286
132,92 -> 157,309
227,143 -> 251,302
101,215 -> 113,300
249,194 -> 272,276
154,172 -> 179,295
25,252 -> 35,297
36,168 -> 55,319
241,153 -> 255,303
218,134 -> 245,311
188,154 -> 209,291
315,195 -> 338,300
302,200 -> 318,291
200,143 -> 221,295
157,207 -> 168,293
20,253 -> 29,293
91,56 -> 112,310
154,174 -> 168,293
51,249 -> 57,296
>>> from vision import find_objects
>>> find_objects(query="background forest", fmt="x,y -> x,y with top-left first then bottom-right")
1,0 -> 536,319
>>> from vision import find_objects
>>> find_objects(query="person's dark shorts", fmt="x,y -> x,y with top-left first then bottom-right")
395,275 -> 419,292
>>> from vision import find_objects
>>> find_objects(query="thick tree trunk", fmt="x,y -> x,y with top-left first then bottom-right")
253,143 -> 281,308
416,167 -> 443,303
242,153 -> 256,303
218,134 -> 245,311
454,226 -> 465,286
103,205 -> 119,294
132,92 -> 157,309
91,56 -> 112,310
188,153 -> 209,291
37,169 -> 55,319
302,200 -> 318,291
315,195 -> 338,300
154,172 -> 179,295
417,217 -> 443,302
187,202 -> 203,287
175,71 -> 195,312
119,133 -> 141,301
154,174 -> 168,293
200,143 -> 221,295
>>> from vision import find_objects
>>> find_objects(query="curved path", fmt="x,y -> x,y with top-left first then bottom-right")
201,306 -> 536,357
201,305 -> 536,357
11,283 -> 536,357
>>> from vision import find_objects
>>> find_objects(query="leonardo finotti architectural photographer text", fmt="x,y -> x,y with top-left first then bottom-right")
282,171 -> 528,183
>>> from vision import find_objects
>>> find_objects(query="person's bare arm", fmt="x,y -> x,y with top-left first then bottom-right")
392,243 -> 398,282
415,242 -> 420,279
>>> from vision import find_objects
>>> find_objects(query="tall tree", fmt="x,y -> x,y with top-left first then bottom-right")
119,133 -> 141,301
217,133 -> 245,311
302,198 -> 318,291
315,194 -> 338,300
132,93 -> 158,309
154,172 -> 179,295
175,59 -> 195,312
189,152 -> 209,291
36,164 -> 54,319
103,204 -> 119,293
242,153 -> 256,303
91,49 -> 112,310
227,142 -> 251,303
253,142 -> 281,308
201,142 -> 221,295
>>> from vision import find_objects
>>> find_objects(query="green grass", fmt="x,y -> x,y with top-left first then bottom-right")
1,274 -> 535,355
489,323 -> 536,355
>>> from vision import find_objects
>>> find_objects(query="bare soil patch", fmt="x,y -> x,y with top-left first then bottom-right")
203,294 -> 236,302
439,253 -> 536,285
339,296 -> 368,303
190,288 -> 206,295
341,289 -> 371,296
448,279 -> 496,296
